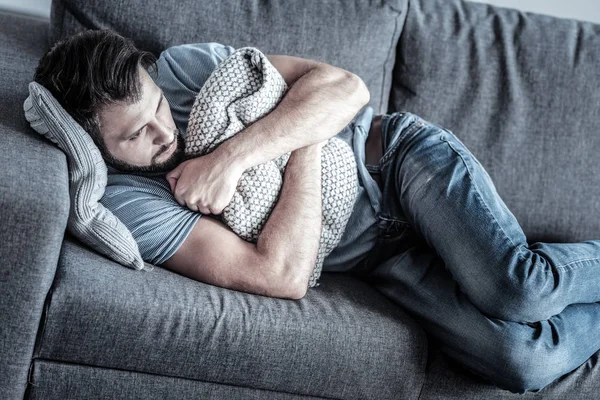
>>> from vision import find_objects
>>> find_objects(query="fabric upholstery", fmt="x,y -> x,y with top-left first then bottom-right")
28,360 -> 324,399
35,234 -> 428,400
0,11 -> 48,133
23,82 -> 152,272
0,11 -> 69,400
48,0 -> 409,115
389,0 -> 600,244
2,1 -> 600,399
418,346 -> 600,399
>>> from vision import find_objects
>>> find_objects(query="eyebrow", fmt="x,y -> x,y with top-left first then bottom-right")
122,88 -> 165,140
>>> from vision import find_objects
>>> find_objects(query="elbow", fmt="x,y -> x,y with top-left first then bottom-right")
263,253 -> 308,300
320,66 -> 371,111
288,281 -> 308,300
345,72 -> 371,109
284,266 -> 310,300
354,74 -> 371,106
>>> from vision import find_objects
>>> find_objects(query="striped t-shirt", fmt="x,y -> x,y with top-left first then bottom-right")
100,42 -> 381,273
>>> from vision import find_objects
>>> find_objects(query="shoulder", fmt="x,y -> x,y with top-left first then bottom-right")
104,174 -> 173,199
154,42 -> 236,90
161,42 -> 237,65
151,42 -> 237,133
101,174 -> 203,265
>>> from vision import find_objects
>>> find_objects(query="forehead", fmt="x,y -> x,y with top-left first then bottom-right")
98,67 -> 157,140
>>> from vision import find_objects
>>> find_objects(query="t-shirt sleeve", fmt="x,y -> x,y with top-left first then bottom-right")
152,42 -> 237,135
100,177 -> 202,266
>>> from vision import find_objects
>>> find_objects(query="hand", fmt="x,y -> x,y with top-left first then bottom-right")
165,152 -> 244,215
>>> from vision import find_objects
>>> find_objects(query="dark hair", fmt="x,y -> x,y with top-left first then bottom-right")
33,29 -> 157,147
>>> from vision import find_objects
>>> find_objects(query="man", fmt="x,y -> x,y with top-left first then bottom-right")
34,29 -> 600,394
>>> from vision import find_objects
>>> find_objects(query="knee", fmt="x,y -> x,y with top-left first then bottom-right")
484,328 -> 571,393
469,252 -> 562,323
474,285 -> 556,324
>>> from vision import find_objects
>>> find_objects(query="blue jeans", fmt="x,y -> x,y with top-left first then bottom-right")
353,111 -> 600,393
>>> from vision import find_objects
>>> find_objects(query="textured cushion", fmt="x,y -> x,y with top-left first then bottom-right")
49,0 -> 408,115
185,46 -> 358,288
23,82 -> 152,271
35,234 -> 428,400
389,0 -> 600,244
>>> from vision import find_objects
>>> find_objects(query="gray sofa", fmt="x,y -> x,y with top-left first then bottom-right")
2,0 -> 600,398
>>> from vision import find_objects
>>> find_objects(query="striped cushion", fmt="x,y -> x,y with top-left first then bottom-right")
23,81 -> 154,272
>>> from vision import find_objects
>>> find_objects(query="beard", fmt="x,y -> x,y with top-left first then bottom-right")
101,127 -> 187,177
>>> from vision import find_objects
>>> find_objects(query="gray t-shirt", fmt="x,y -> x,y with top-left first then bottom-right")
100,42 -> 380,271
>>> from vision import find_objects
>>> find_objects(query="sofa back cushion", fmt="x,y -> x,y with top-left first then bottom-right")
49,0 -> 408,115
390,0 -> 600,243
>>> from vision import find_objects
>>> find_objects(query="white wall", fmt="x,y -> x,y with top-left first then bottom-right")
0,0 -> 598,24
0,0 -> 51,18
472,0 -> 600,24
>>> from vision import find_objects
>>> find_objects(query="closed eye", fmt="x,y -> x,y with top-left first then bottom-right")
128,94 -> 165,141
129,132 -> 141,140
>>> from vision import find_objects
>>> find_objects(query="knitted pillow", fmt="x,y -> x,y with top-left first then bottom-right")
23,82 -> 154,271
185,47 -> 358,288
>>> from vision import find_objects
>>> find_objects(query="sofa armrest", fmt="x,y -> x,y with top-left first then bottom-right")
0,124 -> 70,398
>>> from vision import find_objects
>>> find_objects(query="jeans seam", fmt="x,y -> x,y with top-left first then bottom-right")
355,122 -> 366,137
441,135 -> 523,256
380,116 -> 423,167
379,215 -> 408,222
555,257 -> 600,271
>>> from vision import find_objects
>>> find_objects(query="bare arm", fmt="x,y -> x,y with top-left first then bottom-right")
161,142 -> 324,300
256,142 -> 324,298
213,58 -> 370,171
166,54 -> 369,216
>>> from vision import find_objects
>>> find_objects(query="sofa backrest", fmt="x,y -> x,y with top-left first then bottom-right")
390,0 -> 600,243
49,0 -> 408,115
49,0 -> 600,243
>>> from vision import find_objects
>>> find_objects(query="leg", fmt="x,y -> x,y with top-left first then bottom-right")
362,232 -> 600,394
377,111 -> 600,323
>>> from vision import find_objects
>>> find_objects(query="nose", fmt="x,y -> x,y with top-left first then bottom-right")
151,120 -> 175,146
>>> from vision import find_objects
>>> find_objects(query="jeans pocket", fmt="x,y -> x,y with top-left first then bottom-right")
379,113 -> 427,168
378,215 -> 410,239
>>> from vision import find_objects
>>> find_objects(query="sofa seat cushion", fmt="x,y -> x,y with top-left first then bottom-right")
35,234 -> 427,400
418,346 -> 600,399
28,359 -> 326,400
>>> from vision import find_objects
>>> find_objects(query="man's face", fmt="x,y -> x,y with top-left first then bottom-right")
97,66 -> 186,175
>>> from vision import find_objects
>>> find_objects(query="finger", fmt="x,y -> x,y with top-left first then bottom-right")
166,177 -> 177,193
197,204 -> 210,214
186,201 -> 199,213
166,172 -> 179,193
166,167 -> 182,192
165,164 -> 180,181
213,202 -> 226,215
